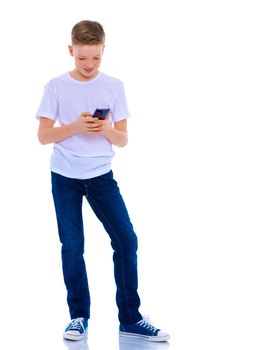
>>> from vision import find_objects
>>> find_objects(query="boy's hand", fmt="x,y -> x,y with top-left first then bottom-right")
71,112 -> 111,135
89,115 -> 111,136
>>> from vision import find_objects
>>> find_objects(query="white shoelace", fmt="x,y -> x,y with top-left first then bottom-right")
68,318 -> 85,331
137,320 -> 159,333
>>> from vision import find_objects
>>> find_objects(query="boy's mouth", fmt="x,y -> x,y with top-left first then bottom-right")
84,68 -> 94,73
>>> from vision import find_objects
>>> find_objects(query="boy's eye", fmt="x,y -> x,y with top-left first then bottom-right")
79,58 -> 86,61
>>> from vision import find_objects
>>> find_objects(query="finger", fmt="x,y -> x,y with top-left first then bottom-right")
89,126 -> 103,132
80,111 -> 92,117
86,124 -> 101,130
86,117 -> 101,123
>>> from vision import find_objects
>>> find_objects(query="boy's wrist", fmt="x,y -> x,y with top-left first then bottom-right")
104,126 -> 128,147
67,122 -> 77,136
102,123 -> 113,137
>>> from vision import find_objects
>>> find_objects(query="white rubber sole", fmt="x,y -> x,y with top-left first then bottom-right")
119,331 -> 170,342
63,330 -> 87,341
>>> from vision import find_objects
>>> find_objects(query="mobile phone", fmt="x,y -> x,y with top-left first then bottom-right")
92,108 -> 110,120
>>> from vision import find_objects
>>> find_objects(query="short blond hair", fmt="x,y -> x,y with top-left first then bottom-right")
71,20 -> 105,45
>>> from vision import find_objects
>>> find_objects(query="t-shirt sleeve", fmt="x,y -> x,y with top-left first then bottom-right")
111,83 -> 131,122
35,82 -> 58,121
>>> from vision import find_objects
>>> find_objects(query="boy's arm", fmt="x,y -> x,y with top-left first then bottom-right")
38,114 -> 128,147
38,117 -> 76,145
102,119 -> 128,148
37,113 -> 100,145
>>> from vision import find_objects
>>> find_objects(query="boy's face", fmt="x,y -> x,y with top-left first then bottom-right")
68,43 -> 104,80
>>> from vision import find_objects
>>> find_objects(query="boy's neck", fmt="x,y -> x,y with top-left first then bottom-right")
69,69 -> 99,82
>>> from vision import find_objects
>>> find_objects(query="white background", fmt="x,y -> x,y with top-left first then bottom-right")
0,1 -> 279,349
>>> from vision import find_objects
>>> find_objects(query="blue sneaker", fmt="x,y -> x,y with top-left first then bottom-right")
63,318 -> 88,341
119,318 -> 170,342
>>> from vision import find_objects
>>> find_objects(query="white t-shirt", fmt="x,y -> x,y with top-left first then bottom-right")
36,72 -> 130,179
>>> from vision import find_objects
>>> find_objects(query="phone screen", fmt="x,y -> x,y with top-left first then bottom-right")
92,108 -> 110,120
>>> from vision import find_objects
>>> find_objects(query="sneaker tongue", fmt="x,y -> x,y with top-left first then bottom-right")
142,315 -> 153,323
70,319 -> 84,330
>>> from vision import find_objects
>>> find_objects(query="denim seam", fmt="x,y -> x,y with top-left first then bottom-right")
86,193 -> 133,323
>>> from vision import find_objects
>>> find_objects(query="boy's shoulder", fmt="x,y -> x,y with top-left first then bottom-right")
44,73 -> 69,90
47,72 -> 69,84
100,72 -> 123,84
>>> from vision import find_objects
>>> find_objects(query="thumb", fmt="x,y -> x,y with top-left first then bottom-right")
80,112 -> 93,117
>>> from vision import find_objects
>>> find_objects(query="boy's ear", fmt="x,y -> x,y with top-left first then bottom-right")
68,45 -> 74,56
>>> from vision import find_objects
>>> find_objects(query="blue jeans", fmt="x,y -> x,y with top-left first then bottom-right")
51,170 -> 142,324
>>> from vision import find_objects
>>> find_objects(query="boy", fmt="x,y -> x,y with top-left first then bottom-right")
36,20 -> 169,342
